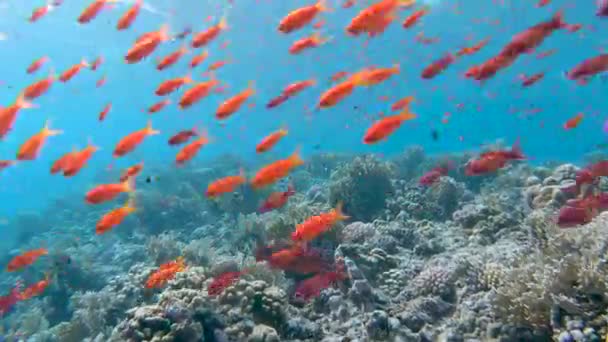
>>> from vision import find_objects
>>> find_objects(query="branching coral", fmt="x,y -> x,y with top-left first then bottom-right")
329,155 -> 395,222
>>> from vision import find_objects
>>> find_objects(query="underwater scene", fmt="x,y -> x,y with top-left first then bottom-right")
3,0 -> 608,341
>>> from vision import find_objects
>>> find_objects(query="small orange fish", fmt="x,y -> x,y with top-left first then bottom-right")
330,71 -> 349,82
119,162 -> 143,182
256,127 -> 288,153
175,131 -> 210,165
78,0 -> 115,24
291,202 -> 349,242
189,50 -> 209,68
289,32 -> 331,54
206,169 -> 247,198
59,59 -> 89,82
6,248 -> 48,272
19,275 -> 51,300
90,56 -> 104,70
354,64 -> 400,86
85,179 -> 134,204
251,148 -> 304,188
206,59 -> 230,72
147,99 -> 170,114
318,79 -> 358,108
564,112 -> 584,130
29,4 -> 52,22
96,197 -> 136,234
391,95 -> 414,111
23,70 -> 55,100
145,257 -> 186,288
156,74 -> 193,96
0,95 -> 35,139
113,121 -> 159,157
179,78 -> 219,109
17,120 -> 62,161
125,24 -> 170,64
26,56 -> 49,74
279,1 -> 329,33
116,0 -> 141,30
191,18 -> 227,48
0,160 -> 15,172
456,38 -> 489,56
216,82 -> 255,119
63,140 -> 99,177
99,102 -> 112,121
96,75 -> 107,88
157,45 -> 188,71
402,7 -> 429,28
50,150 -> 77,174
363,109 -> 416,144
283,79 -> 316,97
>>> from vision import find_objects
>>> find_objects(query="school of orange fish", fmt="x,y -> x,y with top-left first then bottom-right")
2,0 -> 608,315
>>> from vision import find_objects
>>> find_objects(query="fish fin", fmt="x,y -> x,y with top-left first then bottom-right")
288,146 -> 304,166
398,108 -> 417,121
333,201 -> 350,221
510,137 -> 525,159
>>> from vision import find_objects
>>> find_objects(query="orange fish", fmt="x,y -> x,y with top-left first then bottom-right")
363,109 -> 416,144
59,59 -> 89,82
119,162 -> 143,182
251,148 -> 304,188
283,79 -> 316,97
291,202 -> 349,242
258,183 -> 296,213
85,179 -> 134,204
179,78 -> 219,109
29,4 -> 52,22
175,131 -> 210,165
147,99 -> 170,114
391,95 -> 414,112
216,82 -> 255,119
113,121 -> 159,157
90,56 -> 104,70
402,7 -> 429,28
206,169 -> 247,198
256,127 -> 288,153
78,0 -> 115,24
17,120 -> 62,161
318,80 -> 357,108
145,257 -> 186,288
96,75 -> 107,88
96,197 -> 136,234
50,149 -> 77,174
279,1 -> 329,33
6,248 -> 48,272
191,18 -> 227,48
189,50 -> 209,68
157,45 -> 188,71
116,0 -> 141,30
354,64 -> 400,86
0,160 -> 15,172
23,70 -> 55,100
63,140 -> 99,177
456,38 -> 489,56
125,24 -> 170,64
168,129 -> 197,145
330,71 -> 349,82
26,56 -> 49,74
206,59 -> 230,72
156,74 -> 193,96
346,0 -> 413,36
564,112 -> 583,130
99,102 -> 112,121
289,32 -> 331,54
19,274 -> 51,300
0,95 -> 35,139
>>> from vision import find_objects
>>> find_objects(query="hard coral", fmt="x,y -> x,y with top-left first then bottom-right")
329,155 -> 395,222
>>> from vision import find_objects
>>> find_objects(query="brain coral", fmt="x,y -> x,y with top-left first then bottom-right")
329,155 -> 395,222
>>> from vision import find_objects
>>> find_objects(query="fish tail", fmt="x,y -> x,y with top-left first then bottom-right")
279,123 -> 289,136
316,0 -> 332,12
122,176 -> 136,193
145,120 -> 160,135
288,146 -> 304,166
246,80 -> 256,95
16,94 -> 37,109
334,201 -> 350,221
553,10 -> 566,28
43,119 -> 63,136
125,194 -> 137,213
80,58 -> 90,68
510,137 -> 525,159
158,23 -> 171,42
398,108 -> 417,121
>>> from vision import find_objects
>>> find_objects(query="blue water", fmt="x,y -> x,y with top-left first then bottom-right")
0,0 -> 605,219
